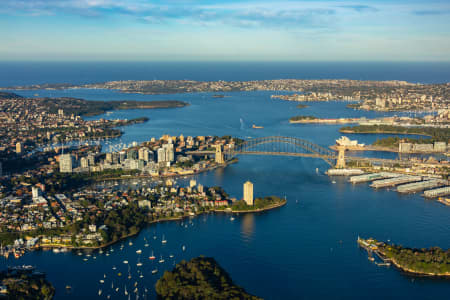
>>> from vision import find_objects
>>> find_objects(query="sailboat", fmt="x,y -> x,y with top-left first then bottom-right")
161,235 -> 167,244
98,289 -> 102,296
125,286 -> 128,296
159,255 -> 165,263
137,257 -> 143,267
149,251 -> 155,260
144,238 -> 149,247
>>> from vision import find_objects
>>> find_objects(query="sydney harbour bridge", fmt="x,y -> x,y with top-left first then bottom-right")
187,136 -> 414,168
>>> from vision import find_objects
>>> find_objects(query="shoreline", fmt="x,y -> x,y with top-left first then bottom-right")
33,198 -> 286,251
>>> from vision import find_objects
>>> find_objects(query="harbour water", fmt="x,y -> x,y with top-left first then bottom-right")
1,62 -> 449,299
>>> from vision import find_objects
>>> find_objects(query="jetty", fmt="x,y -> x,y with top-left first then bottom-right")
423,186 -> 450,198
370,175 -> 422,188
349,172 -> 401,184
397,179 -> 447,194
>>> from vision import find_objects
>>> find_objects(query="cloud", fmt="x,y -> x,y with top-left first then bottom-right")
412,9 -> 450,16
338,5 -> 378,13
0,0 -> 338,29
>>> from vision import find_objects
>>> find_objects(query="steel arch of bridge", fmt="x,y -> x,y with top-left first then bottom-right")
224,136 -> 337,166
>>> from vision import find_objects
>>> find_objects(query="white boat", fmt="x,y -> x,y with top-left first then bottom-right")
116,288 -> 119,292
161,235 -> 167,244
99,289 -> 102,296
159,255 -> 165,263
182,245 -> 186,251
137,258 -> 142,267
136,249 -> 142,254
112,266 -> 117,270
123,260 -> 129,264
106,253 -> 110,256
129,241 -> 133,246
99,280 -> 104,284
53,248 -> 60,253
125,286 -> 128,296
332,180 -> 337,184
144,243 -> 149,247
139,274 -> 144,278
230,216 -> 235,221
169,254 -> 174,258
83,258 -> 88,261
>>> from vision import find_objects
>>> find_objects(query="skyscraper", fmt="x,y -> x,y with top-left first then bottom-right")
243,181 -> 254,206
16,142 -> 22,154
59,154 -> 73,173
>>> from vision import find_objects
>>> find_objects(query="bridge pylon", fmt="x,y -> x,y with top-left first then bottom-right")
214,145 -> 225,164
336,146 -> 346,168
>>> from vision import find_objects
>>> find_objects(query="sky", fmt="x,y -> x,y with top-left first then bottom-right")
1,0 -> 449,61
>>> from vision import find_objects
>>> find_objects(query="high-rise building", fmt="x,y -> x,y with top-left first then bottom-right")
139,147 -> 150,162
157,148 -> 166,163
189,179 -> 197,188
16,142 -> 22,154
80,157 -> 89,168
32,186 -> 41,199
164,143 -> 174,162
58,109 -> 64,117
59,154 -> 74,173
243,181 -> 254,206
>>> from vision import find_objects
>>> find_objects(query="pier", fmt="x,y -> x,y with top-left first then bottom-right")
423,186 -> 450,198
370,176 -> 422,188
397,179 -> 447,194
349,172 -> 401,184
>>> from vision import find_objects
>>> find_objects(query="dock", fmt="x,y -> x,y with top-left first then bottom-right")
326,168 -> 364,176
396,179 -> 447,194
423,186 -> 450,198
349,172 -> 401,184
370,176 -> 422,188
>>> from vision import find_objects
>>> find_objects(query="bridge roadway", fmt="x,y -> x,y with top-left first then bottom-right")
185,150 -> 415,166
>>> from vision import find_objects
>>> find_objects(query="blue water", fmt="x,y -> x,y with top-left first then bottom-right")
1,63 -> 449,299
1,61 -> 450,86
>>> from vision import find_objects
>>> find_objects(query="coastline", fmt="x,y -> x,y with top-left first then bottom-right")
36,200 -> 286,251
34,200 -> 287,250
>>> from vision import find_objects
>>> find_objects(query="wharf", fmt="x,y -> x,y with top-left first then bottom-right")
349,172 -> 401,184
397,179 -> 447,194
423,186 -> 450,198
326,168 -> 364,176
370,176 -> 422,188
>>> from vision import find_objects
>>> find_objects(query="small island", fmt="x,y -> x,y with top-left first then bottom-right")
296,104 -> 308,109
155,256 -> 261,300
289,115 -> 318,123
358,237 -> 450,277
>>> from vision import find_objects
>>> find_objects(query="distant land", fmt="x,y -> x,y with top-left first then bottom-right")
2,79 -> 448,112
35,97 -> 188,117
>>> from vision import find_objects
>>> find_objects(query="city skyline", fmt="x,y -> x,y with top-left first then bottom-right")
1,0 -> 449,61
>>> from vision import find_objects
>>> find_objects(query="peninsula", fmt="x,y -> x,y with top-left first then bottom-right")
358,237 -> 450,277
155,256 -> 261,300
